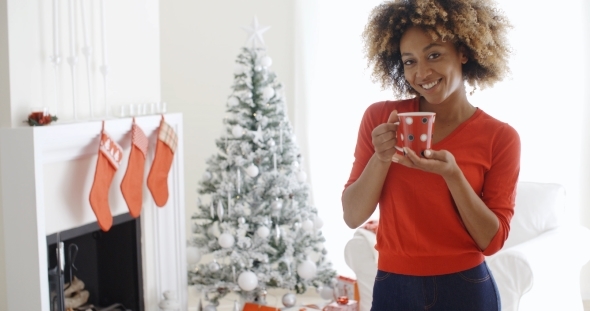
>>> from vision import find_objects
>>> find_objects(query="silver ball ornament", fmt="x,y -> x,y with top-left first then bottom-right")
232,125 -> 244,138
257,226 -> 270,239
238,217 -> 246,224
254,65 -> 262,72
218,233 -> 235,248
271,200 -> 283,211
208,261 -> 220,272
262,86 -> 275,100
313,217 -> 324,229
238,271 -> 258,291
186,246 -> 201,265
297,171 -> 307,182
297,259 -> 317,280
319,286 -> 335,300
202,171 -> 212,181
245,164 -> 259,177
282,293 -> 297,308
302,219 -> 314,232
261,56 -> 272,67
227,96 -> 239,107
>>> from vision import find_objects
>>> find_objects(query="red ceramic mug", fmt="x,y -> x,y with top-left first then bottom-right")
394,112 -> 436,157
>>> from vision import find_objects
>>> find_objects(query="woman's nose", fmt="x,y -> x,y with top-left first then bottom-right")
416,62 -> 432,79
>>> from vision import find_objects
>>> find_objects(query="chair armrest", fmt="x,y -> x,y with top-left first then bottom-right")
487,225 -> 590,311
344,229 -> 378,311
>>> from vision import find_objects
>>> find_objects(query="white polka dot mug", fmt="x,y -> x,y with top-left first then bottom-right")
394,112 -> 436,158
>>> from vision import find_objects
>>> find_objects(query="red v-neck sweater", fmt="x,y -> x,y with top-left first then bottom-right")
344,98 -> 521,276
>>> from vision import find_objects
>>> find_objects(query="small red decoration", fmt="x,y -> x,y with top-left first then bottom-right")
336,296 -> 349,305
26,111 -> 58,126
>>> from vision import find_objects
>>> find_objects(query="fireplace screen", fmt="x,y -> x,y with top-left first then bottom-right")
47,214 -> 144,311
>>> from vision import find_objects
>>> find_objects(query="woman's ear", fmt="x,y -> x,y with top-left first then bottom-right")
458,46 -> 468,64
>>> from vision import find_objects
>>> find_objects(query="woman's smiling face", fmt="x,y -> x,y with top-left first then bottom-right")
400,26 -> 468,105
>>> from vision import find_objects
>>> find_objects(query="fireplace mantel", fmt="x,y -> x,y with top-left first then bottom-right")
0,113 -> 187,311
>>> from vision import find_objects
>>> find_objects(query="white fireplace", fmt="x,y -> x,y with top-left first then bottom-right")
0,113 -> 187,311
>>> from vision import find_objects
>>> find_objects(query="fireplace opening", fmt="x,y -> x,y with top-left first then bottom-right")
47,214 -> 144,311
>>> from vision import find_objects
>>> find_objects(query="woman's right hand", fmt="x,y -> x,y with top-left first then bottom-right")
371,110 -> 400,163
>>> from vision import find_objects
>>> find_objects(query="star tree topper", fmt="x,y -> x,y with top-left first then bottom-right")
241,16 -> 271,48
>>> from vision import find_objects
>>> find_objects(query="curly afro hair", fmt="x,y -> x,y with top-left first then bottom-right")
363,0 -> 512,97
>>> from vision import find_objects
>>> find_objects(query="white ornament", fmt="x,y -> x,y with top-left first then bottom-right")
319,286 -> 335,300
218,233 -> 235,248
202,171 -> 212,181
238,217 -> 246,224
267,139 -> 275,147
245,164 -> 259,177
271,199 -> 283,211
313,217 -> 324,230
302,219 -> 314,232
252,125 -> 264,145
257,226 -> 270,239
228,96 -> 240,107
186,246 -> 201,265
281,293 -> 297,308
238,271 -> 258,291
297,171 -> 307,183
232,125 -> 244,138
261,56 -> 272,67
254,65 -> 262,72
297,259 -> 317,280
217,201 -> 224,221
262,86 -> 275,100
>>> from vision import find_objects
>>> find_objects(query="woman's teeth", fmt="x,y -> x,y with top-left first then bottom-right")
422,80 -> 439,90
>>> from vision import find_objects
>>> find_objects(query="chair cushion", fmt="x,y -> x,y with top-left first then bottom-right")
503,182 -> 565,249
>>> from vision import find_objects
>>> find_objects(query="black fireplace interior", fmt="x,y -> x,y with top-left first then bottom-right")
47,214 -> 144,311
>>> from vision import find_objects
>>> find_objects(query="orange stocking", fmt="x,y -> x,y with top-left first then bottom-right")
120,121 -> 148,218
147,117 -> 178,207
89,127 -> 123,231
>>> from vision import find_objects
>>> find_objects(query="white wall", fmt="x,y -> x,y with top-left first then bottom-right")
581,0 -> 590,300
0,0 -> 161,309
159,0 -> 296,258
0,0 -> 9,304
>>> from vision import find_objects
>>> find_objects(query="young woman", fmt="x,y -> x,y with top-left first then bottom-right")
341,1 -> 520,310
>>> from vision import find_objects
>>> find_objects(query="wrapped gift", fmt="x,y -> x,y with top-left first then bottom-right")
243,302 -> 280,311
335,275 -> 359,302
322,299 -> 359,311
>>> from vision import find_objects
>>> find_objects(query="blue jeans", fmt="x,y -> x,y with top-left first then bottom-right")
371,261 -> 500,311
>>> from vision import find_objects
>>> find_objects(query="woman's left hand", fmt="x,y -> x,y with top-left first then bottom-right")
392,147 -> 459,179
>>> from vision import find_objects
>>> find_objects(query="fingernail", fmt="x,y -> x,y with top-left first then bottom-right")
392,155 -> 399,163
424,149 -> 432,157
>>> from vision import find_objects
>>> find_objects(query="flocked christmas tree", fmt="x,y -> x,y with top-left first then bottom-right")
187,18 -> 337,307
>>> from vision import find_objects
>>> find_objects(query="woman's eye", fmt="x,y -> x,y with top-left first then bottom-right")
428,53 -> 441,59
402,59 -> 414,66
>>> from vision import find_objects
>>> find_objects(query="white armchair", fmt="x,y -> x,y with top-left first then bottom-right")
344,182 -> 590,311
